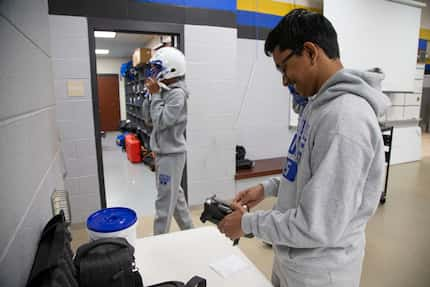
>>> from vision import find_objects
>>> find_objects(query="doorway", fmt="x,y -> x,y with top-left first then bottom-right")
88,18 -> 186,216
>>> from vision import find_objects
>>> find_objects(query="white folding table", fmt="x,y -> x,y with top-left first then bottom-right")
134,226 -> 272,286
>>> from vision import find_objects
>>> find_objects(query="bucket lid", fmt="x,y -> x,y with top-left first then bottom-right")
87,207 -> 137,233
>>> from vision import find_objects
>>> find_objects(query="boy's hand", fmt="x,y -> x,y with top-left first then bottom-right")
145,77 -> 160,94
233,184 -> 264,208
218,202 -> 246,240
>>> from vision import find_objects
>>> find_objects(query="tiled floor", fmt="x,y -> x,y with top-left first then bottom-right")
72,134 -> 430,286
102,132 -> 157,216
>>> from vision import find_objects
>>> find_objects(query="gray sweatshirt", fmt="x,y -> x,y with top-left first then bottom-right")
142,80 -> 188,155
242,69 -> 391,272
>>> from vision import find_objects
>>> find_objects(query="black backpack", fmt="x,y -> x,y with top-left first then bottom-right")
26,211 -> 78,287
74,238 -> 143,287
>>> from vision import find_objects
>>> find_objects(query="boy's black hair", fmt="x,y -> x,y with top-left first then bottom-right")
264,9 -> 340,59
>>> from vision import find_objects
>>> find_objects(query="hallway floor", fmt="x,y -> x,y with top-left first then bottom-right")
102,132 -> 157,216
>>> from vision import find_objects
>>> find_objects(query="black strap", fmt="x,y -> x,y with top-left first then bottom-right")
146,281 -> 183,287
185,276 -> 206,287
139,275 -> 206,287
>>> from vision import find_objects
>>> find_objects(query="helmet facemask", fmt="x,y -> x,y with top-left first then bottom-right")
144,60 -> 168,80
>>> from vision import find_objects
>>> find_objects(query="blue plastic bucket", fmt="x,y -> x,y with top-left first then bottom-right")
86,207 -> 138,246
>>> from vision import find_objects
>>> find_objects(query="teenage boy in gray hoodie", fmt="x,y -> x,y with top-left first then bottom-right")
218,9 -> 390,287
143,47 -> 194,235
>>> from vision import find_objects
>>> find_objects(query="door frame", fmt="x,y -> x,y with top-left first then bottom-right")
88,17 -> 186,208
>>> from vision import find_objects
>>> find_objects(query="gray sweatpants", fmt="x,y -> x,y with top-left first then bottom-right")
153,152 -> 194,235
271,257 -> 363,287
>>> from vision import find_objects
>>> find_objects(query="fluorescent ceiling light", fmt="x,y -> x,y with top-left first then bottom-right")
95,49 -> 109,55
94,31 -> 116,38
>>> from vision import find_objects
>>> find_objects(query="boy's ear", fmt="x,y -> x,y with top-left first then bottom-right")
303,42 -> 318,65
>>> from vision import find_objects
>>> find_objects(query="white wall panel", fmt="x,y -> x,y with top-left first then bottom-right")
50,15 -> 100,223
325,0 -> 421,92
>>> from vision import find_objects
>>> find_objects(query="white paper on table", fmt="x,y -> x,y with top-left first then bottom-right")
209,254 -> 250,278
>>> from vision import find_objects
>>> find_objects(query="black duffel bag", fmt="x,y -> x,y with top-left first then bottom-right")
74,237 -> 206,287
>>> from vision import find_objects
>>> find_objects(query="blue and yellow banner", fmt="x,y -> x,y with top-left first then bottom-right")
136,0 -> 320,30
420,28 -> 430,41
237,0 -> 320,16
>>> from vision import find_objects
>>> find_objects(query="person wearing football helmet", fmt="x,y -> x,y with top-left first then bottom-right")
141,47 -> 194,235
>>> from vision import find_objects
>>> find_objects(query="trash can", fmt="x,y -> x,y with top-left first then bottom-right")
86,207 -> 138,246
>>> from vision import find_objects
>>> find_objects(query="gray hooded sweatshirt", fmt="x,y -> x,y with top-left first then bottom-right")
142,80 -> 188,155
242,69 -> 391,273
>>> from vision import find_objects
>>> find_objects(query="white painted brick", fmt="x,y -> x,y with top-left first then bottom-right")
57,120 -> 73,141
64,156 -> 98,178
70,192 -> 100,223
65,176 -> 80,196
187,146 -> 235,182
51,36 -> 89,60
56,100 -> 92,122
237,39 -> 263,83
61,140 -> 77,159
188,114 -> 236,132
76,139 -> 97,158
185,43 -> 236,64
57,120 -> 93,141
187,128 -> 236,150
185,25 -> 236,47
188,178 -> 235,206
53,79 -> 67,101
52,154 -> 66,190
187,61 -> 236,81
78,175 -> 100,197
237,126 -> 293,159
182,23 -> 241,207
186,92 -> 209,119
187,80 -> 240,118
52,58 -> 90,79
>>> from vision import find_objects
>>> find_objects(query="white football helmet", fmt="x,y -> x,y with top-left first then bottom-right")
149,47 -> 186,80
